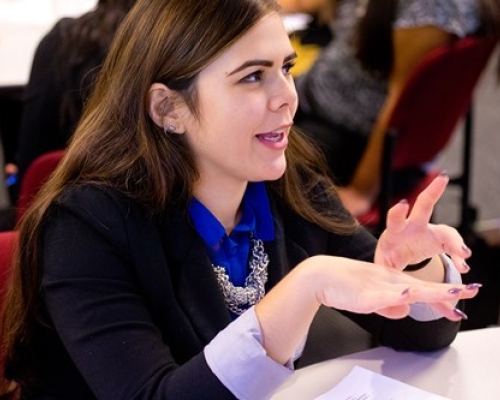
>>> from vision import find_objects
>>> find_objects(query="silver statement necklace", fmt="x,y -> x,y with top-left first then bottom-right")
212,236 -> 269,315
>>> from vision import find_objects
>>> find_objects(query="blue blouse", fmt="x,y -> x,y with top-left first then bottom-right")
189,182 -> 275,286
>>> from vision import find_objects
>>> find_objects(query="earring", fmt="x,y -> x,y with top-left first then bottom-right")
164,124 -> 176,135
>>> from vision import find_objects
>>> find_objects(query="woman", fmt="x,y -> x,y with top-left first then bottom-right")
5,0 -> 136,201
2,0 -> 479,399
294,0 -> 500,214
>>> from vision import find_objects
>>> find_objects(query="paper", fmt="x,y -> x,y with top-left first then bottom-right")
315,366 -> 450,400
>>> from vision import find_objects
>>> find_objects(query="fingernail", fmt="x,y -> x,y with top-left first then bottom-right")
462,261 -> 470,272
466,283 -> 483,290
398,199 -> 409,205
439,170 -> 448,177
449,287 -> 462,294
401,287 -> 411,296
453,308 -> 468,320
462,245 -> 472,256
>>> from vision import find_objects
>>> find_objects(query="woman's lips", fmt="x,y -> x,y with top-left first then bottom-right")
256,131 -> 285,142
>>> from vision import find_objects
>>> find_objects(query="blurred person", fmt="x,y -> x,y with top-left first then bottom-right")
4,0 -> 136,202
294,0 -> 500,215
280,0 -> 335,75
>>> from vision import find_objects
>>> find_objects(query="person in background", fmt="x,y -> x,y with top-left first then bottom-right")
1,0 -> 480,399
279,0 -> 335,75
4,0 -> 136,202
294,0 -> 500,215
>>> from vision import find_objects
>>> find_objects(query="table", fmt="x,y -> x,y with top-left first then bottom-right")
273,326 -> 500,399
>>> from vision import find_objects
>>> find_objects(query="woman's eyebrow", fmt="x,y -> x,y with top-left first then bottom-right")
227,51 -> 297,76
284,52 -> 298,63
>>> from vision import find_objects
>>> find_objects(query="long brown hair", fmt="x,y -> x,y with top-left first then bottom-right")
2,0 -> 356,384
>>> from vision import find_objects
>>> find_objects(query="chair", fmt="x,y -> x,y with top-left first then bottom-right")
0,230 -> 20,399
356,35 -> 498,235
15,150 -> 65,224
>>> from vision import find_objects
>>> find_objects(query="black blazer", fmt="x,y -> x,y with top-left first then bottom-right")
15,185 -> 460,399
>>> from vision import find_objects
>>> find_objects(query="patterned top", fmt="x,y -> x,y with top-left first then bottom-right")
296,0 -> 480,138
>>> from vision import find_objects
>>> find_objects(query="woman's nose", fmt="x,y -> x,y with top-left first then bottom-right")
269,76 -> 298,113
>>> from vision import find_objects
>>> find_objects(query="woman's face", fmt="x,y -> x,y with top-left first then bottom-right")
180,12 -> 298,192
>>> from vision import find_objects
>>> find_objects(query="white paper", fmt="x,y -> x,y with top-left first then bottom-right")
315,366 -> 450,400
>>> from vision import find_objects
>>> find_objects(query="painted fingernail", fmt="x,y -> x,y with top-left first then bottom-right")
462,245 -> 472,256
401,287 -> 411,296
462,261 -> 470,272
453,308 -> 468,320
449,287 -> 462,294
466,283 -> 483,290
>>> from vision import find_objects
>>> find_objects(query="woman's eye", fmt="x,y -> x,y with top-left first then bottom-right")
282,61 -> 296,75
239,61 -> 296,84
241,70 -> 263,83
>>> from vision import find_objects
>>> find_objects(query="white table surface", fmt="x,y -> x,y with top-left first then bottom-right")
272,326 -> 500,400
0,0 -> 97,87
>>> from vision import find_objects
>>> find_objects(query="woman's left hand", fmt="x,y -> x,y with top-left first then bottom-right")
374,174 -> 471,274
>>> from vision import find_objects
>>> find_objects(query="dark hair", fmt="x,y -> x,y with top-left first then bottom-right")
56,0 -> 136,132
2,0 -> 357,386
353,0 -> 398,78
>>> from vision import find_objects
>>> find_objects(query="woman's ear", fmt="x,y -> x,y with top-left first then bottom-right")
147,83 -> 184,133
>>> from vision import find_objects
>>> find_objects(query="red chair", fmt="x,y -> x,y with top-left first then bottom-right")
16,150 -> 65,224
356,36 -> 498,234
0,231 -> 17,311
0,230 -> 20,399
